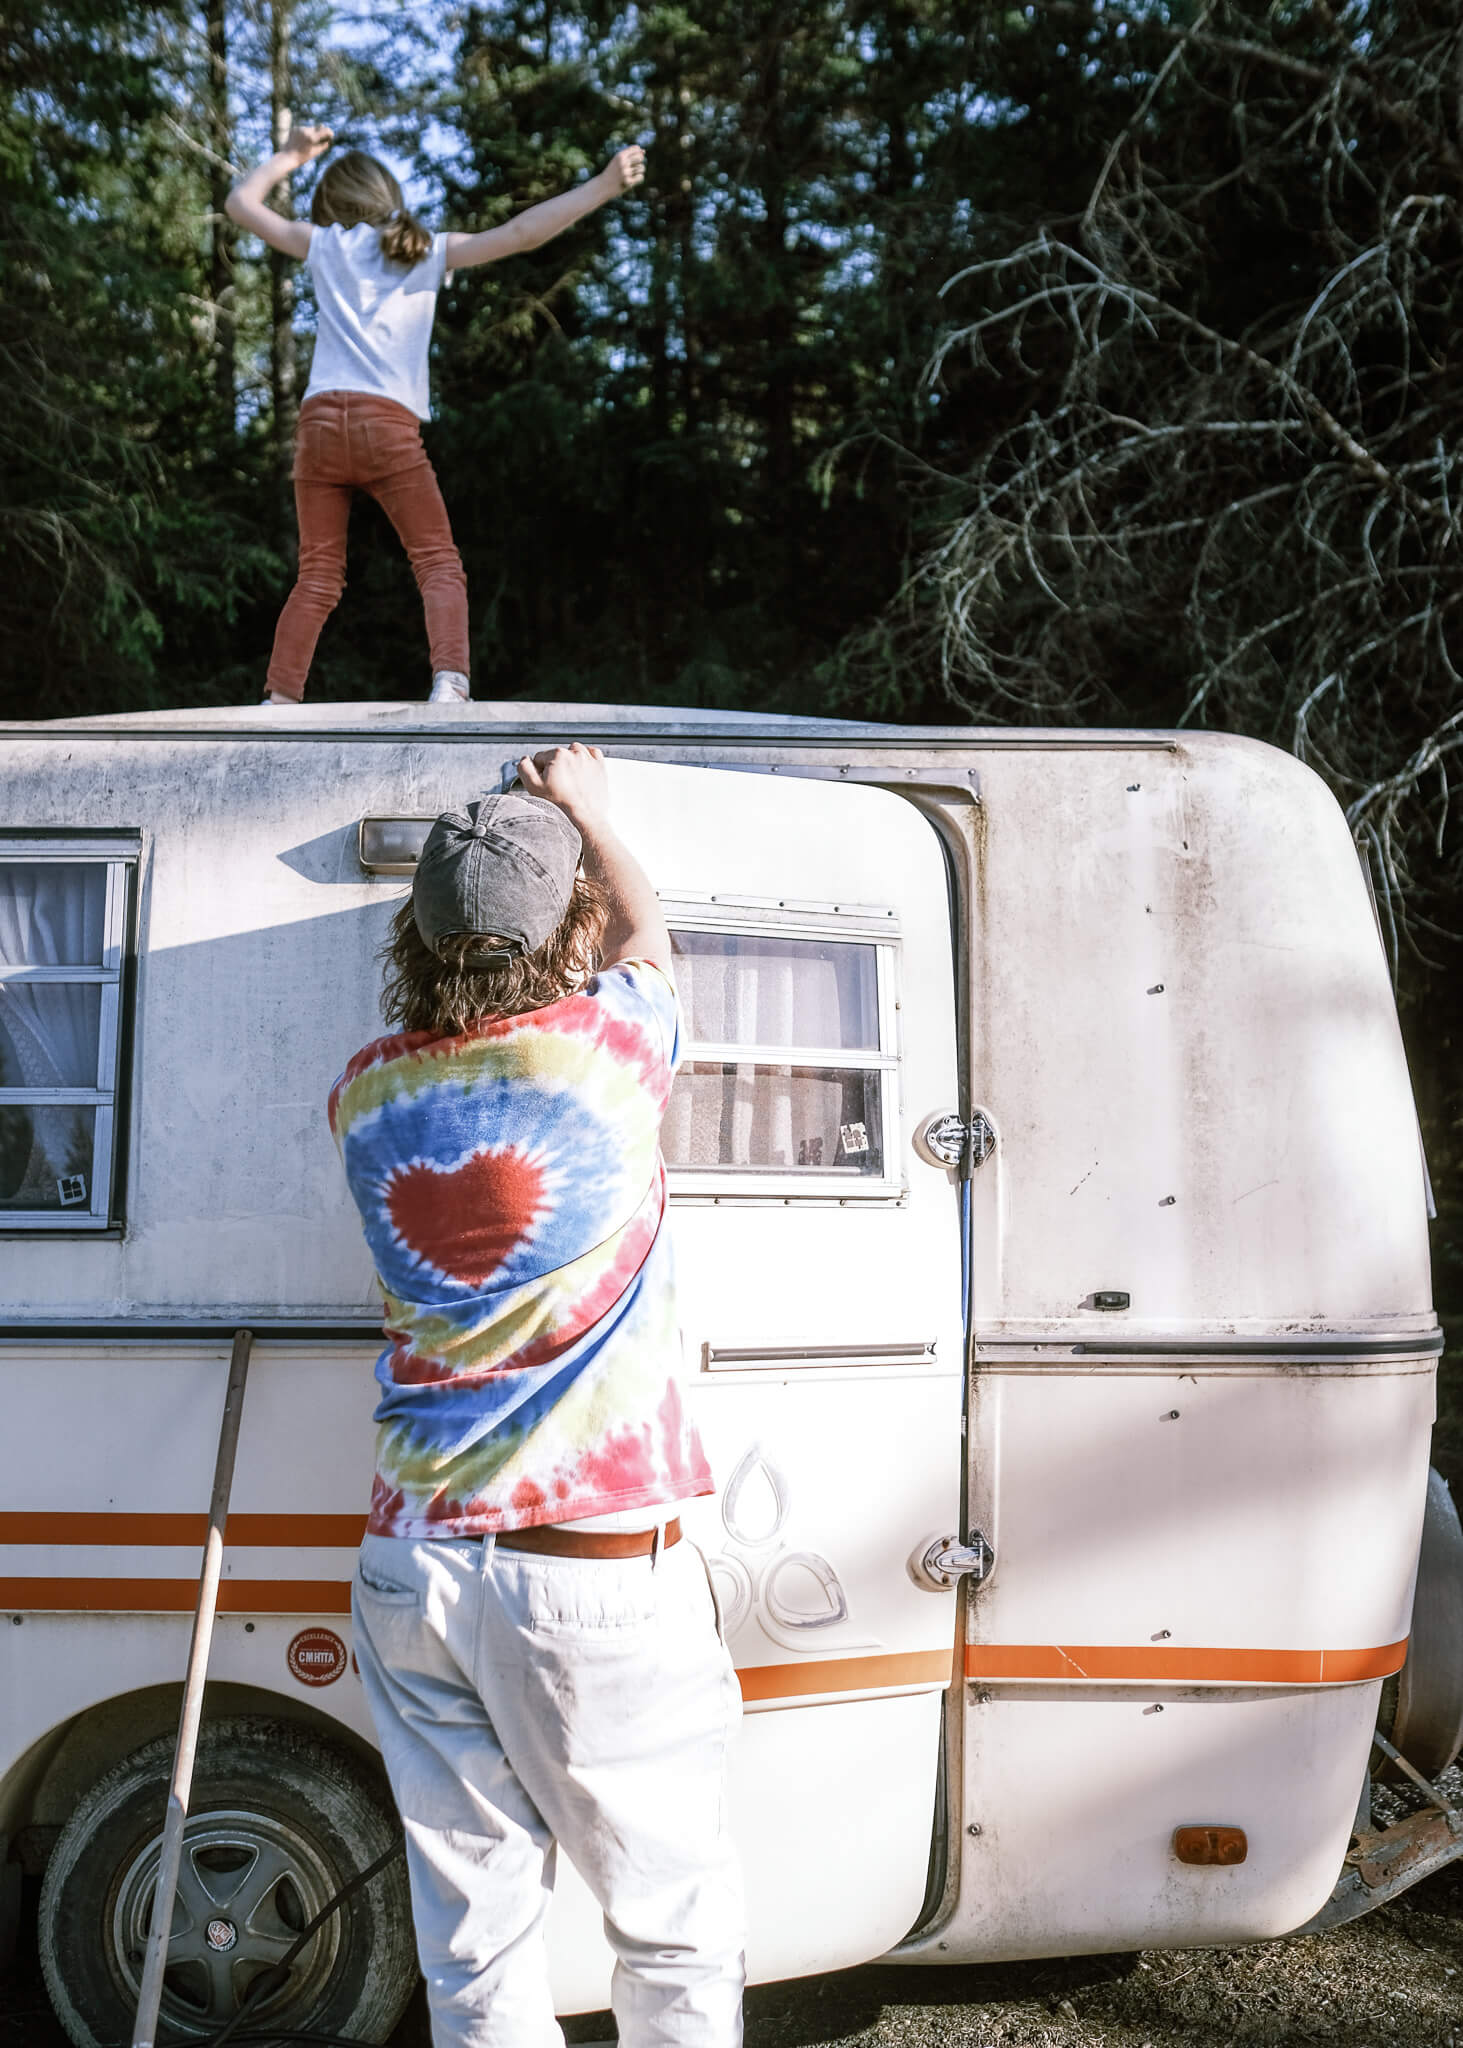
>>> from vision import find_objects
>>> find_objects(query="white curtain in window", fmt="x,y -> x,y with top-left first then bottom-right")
675,938 -> 850,1047
664,938 -> 865,1169
0,865 -> 105,1206
0,864 -> 104,1087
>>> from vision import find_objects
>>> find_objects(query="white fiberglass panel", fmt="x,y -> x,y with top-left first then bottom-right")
964,735 -> 1431,1332
912,1685 -> 1377,1960
0,745 -> 960,1314
546,1691 -> 944,2010
968,1361 -> 1433,1662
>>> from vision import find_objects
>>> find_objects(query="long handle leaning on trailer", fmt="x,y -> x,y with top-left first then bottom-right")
130,1327 -> 254,2048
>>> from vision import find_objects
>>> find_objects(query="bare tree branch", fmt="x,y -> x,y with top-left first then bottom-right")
836,1 -> 1463,939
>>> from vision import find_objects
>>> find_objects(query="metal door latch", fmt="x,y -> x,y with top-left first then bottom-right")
912,1109 -> 996,1172
909,1530 -> 996,1591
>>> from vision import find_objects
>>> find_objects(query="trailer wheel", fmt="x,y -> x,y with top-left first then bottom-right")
37,1717 -> 417,2048
1380,1466 -> 1463,1781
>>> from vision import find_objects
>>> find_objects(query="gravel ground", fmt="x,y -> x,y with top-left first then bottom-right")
7,1853 -> 1463,2048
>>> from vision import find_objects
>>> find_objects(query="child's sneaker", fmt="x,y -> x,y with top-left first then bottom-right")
428,671 -> 471,703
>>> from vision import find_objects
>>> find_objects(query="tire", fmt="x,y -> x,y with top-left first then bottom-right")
38,1716 -> 417,2048
1381,1466 -> 1463,1780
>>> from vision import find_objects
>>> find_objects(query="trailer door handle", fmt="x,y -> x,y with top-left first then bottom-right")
913,1110 -> 996,1172
910,1530 -> 995,1591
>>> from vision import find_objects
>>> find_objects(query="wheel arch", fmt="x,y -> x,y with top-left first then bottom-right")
4,1683 -> 385,1874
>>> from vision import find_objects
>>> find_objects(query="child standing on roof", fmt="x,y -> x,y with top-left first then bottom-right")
226,127 -> 644,706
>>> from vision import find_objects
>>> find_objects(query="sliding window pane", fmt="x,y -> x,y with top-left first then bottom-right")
0,983 -> 102,1088
0,1104 -> 96,1210
671,931 -> 879,1051
664,1063 -> 884,1175
0,862 -> 108,967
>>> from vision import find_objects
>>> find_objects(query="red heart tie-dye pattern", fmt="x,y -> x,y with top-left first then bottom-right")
333,961 -> 714,1537
385,1146 -> 548,1288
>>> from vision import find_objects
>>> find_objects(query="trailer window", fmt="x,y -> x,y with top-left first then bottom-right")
0,846 -> 135,1229
662,915 -> 901,1200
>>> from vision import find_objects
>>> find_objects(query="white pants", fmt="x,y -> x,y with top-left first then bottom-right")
351,1530 -> 745,2048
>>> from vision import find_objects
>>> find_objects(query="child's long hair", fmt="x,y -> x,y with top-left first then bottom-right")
310,149 -> 432,268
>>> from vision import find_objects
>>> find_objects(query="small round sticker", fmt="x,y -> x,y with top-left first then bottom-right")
286,1626 -> 348,1687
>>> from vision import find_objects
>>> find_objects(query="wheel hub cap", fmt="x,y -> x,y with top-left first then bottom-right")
111,1807 -> 342,2036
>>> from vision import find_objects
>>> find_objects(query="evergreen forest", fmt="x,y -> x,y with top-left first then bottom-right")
3,0 -> 1462,1359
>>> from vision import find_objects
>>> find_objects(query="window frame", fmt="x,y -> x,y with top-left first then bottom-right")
661,893 -> 906,1205
0,833 -> 140,1232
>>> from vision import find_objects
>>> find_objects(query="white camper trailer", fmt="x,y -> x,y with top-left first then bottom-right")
0,700 -> 1455,2047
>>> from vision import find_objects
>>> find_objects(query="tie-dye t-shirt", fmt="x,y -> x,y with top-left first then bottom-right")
328,959 -> 713,1538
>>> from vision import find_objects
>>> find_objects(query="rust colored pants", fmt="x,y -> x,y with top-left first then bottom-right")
266,391 -> 470,700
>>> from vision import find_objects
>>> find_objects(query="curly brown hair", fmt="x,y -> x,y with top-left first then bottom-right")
380,875 -> 609,1036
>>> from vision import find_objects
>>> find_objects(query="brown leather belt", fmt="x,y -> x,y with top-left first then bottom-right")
496,1518 -> 682,1560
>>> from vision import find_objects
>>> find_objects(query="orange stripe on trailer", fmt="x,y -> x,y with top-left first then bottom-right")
0,1512 -> 369,1546
0,1581 -> 954,1700
963,1640 -> 1410,1684
0,1578 -> 353,1614
225,1514 -> 368,1546
737,1649 -> 955,1702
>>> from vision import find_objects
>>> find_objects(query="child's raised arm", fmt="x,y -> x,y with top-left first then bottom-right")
225,124 -> 333,258
444,146 -> 645,271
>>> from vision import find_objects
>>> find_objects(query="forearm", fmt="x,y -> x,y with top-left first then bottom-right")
514,741 -> 671,972
227,147 -> 304,218
507,171 -> 616,253
576,818 -> 671,969
448,150 -> 641,270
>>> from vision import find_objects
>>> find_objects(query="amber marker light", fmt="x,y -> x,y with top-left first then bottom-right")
1173,1826 -> 1248,1866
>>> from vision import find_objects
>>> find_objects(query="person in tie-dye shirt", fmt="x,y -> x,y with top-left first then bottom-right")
335,746 -> 743,2048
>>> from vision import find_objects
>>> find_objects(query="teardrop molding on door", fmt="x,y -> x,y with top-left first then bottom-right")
704,1551 -> 754,1638
762,1549 -> 850,1631
721,1443 -> 792,1548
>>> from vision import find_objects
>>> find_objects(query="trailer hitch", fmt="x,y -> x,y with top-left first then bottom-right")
1294,1731 -> 1463,1934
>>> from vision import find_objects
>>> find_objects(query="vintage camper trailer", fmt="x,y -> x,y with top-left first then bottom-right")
0,700 -> 1455,2047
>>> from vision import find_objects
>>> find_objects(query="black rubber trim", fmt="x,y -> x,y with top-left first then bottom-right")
0,1321 -> 381,1343
1060,1333 -> 1445,1359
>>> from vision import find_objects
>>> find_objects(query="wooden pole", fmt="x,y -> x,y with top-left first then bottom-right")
130,1328 -> 254,2048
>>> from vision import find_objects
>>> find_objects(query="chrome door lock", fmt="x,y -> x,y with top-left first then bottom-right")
909,1529 -> 996,1591
912,1109 -> 995,1172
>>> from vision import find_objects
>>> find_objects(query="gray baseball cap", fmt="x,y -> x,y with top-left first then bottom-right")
412,794 -> 582,955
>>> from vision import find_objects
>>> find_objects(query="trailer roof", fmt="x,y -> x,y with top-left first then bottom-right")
0,699 -> 1185,747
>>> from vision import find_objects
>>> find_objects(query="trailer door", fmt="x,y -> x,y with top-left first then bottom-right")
546,757 -> 966,1998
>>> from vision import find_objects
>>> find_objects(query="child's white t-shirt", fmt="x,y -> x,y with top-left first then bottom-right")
304,222 -> 448,422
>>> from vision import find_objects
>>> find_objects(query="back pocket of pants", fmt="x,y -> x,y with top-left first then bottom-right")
355,1539 -> 420,1605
